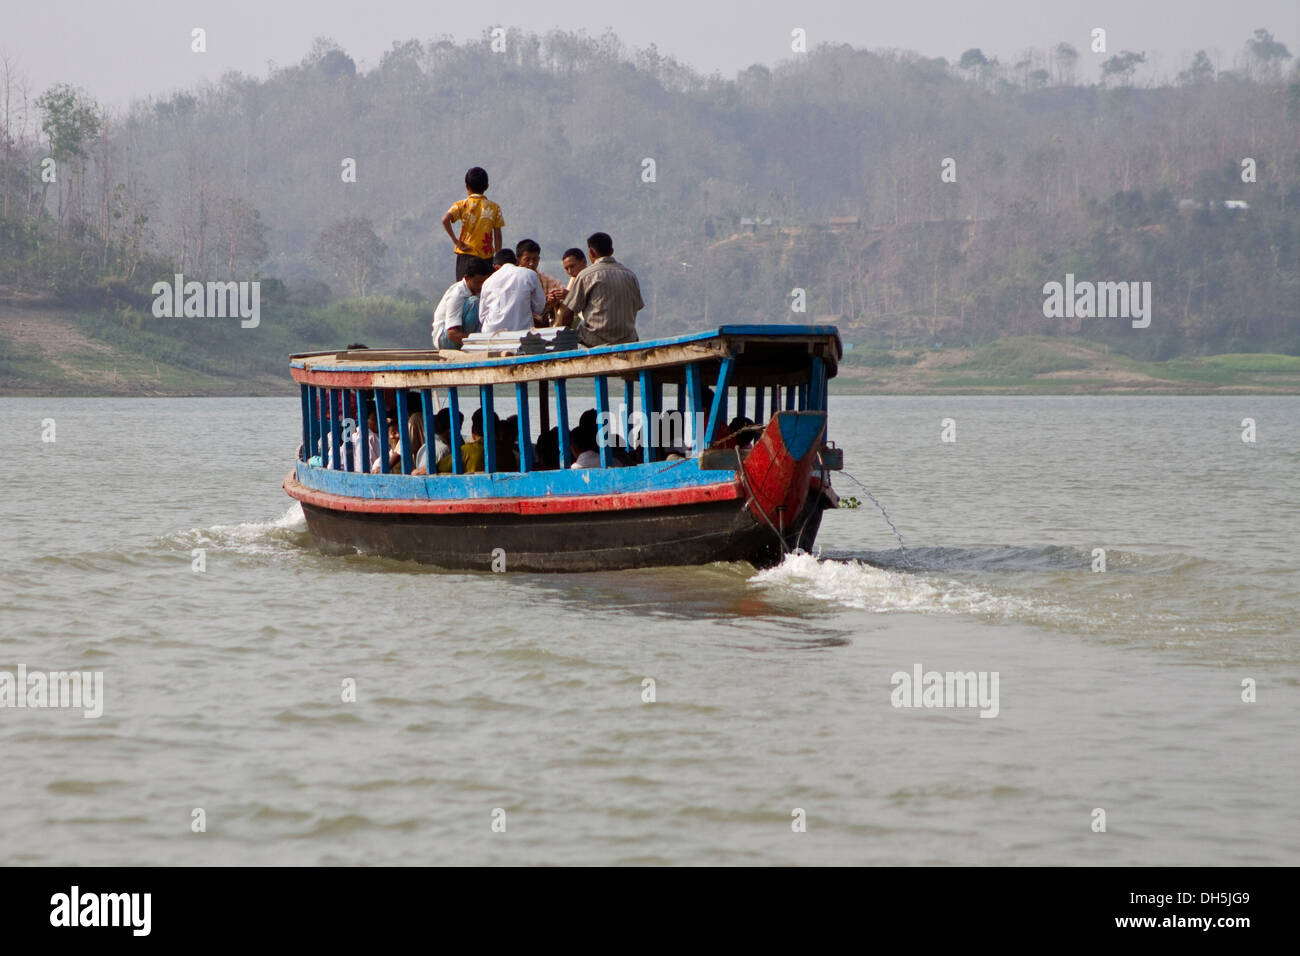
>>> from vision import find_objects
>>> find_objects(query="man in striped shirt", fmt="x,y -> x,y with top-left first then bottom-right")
556,232 -> 643,347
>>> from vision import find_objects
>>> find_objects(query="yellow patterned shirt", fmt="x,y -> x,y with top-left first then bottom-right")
446,194 -> 504,258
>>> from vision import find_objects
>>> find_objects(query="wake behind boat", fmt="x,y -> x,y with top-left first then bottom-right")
284,325 -> 842,571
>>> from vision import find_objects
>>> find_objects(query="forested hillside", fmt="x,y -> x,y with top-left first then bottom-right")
2,27 -> 1298,377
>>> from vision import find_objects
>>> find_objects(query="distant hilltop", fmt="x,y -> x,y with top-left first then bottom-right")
1,27 -> 1296,371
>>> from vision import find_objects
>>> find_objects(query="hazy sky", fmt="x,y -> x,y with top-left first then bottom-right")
4,0 -> 1297,108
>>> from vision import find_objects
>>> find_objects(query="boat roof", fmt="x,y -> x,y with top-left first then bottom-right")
290,324 -> 841,389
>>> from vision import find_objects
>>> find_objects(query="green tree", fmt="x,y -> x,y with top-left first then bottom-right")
1101,51 -> 1147,86
959,48 -> 988,72
1246,28 -> 1291,80
35,83 -> 101,238
36,83 -> 100,161
1053,42 -> 1078,85
1178,51 -> 1215,86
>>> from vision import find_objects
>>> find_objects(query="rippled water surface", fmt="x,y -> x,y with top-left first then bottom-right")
1,395 -> 1297,865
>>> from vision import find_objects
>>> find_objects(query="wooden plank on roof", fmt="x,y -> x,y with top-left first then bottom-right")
295,341 -> 734,388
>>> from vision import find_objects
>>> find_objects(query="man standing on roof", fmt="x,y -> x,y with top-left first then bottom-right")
442,166 -> 504,280
555,232 -> 643,347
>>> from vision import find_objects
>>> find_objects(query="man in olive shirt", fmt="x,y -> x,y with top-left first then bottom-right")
556,232 -> 643,347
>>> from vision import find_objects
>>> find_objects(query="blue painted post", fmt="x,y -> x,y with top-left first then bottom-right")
594,375 -> 611,468
704,358 -> 734,447
798,383 -> 808,409
686,361 -> 704,455
373,389 -> 391,474
357,389 -> 371,474
538,380 -> 550,438
329,389 -> 343,471
515,382 -> 532,472
639,369 -> 656,462
479,385 -> 496,473
771,385 -> 780,414
624,379 -> 634,457
396,390 -> 413,474
676,382 -> 685,417
447,387 -> 463,474
555,379 -> 571,468
319,387 -> 330,463
810,357 -> 826,410
785,384 -> 796,410
754,384 -> 765,423
420,389 -> 436,473
307,387 -> 320,462
342,391 -> 356,472
299,386 -> 311,462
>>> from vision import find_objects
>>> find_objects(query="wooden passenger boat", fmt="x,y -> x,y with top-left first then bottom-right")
283,325 -> 843,572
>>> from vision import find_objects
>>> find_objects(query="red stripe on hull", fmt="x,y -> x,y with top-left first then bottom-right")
283,472 -> 745,516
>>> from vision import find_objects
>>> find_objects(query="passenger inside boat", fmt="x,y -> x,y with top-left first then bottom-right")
416,408 -> 462,476
301,328 -> 833,482
575,408 -> 636,467
433,408 -> 518,474
384,419 -> 402,473
570,421 -> 601,468
407,412 -> 427,472
498,415 -> 521,468
533,426 -> 560,470
724,416 -> 756,450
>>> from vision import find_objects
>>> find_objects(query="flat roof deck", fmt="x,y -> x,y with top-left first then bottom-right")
290,324 -> 842,388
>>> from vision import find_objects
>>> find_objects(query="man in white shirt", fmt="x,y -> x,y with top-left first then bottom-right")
569,418 -> 603,469
478,248 -> 545,334
432,258 -> 492,348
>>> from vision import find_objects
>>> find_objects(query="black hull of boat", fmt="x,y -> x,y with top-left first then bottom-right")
300,492 -> 829,573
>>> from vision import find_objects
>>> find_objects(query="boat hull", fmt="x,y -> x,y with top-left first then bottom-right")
285,409 -> 833,572
296,487 -> 830,573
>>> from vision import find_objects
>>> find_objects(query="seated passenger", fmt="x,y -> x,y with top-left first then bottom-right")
722,415 -> 755,450
432,258 -> 492,349
385,420 -> 402,472
498,415 -> 521,471
573,409 -> 607,466
408,412 -> 433,475
574,408 -> 631,466
468,412 -> 520,472
415,407 -> 455,474
360,406 -> 383,471
437,408 -> 495,473
325,403 -> 384,472
533,426 -> 560,470
427,408 -> 463,472
479,249 -> 545,334
570,422 -> 602,468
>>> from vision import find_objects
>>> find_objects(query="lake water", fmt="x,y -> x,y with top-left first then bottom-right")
1,395 -> 1297,865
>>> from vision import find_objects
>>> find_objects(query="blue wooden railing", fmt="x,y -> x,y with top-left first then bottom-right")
299,356 -> 829,473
